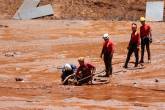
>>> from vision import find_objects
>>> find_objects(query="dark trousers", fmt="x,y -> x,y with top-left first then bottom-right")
140,37 -> 151,62
124,44 -> 139,67
104,53 -> 113,76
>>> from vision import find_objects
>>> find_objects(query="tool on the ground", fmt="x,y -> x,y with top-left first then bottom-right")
77,70 -> 105,83
62,73 -> 77,85
62,70 -> 105,85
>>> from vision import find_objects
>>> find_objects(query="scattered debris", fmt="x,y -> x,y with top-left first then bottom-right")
155,79 -> 159,83
3,51 -> 22,57
133,82 -> 137,85
0,25 -> 8,28
4,52 -> 16,57
15,77 -> 24,82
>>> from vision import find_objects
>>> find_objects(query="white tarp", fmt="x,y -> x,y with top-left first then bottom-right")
145,1 -> 164,21
13,0 -> 54,20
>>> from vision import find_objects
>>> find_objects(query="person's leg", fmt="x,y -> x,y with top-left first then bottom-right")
109,54 -> 113,76
146,38 -> 151,62
104,55 -> 109,76
134,47 -> 139,67
140,39 -> 145,63
124,47 -> 133,68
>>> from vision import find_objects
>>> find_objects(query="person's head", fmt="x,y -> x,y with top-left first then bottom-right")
132,23 -> 137,32
64,64 -> 72,71
140,17 -> 145,25
102,33 -> 110,41
78,57 -> 85,66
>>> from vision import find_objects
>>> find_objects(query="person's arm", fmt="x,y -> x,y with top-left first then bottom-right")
100,46 -> 104,58
127,36 -> 132,50
149,26 -> 152,43
87,64 -> 96,75
137,33 -> 140,50
75,67 -> 82,78
149,26 -> 152,38
140,27 -> 142,39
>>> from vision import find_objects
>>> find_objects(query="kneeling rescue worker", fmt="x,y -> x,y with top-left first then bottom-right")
61,63 -> 77,85
76,57 -> 96,85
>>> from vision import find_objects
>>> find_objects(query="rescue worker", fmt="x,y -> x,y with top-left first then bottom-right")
61,63 -> 77,85
76,57 -> 96,85
100,33 -> 114,77
123,23 -> 140,68
139,17 -> 152,63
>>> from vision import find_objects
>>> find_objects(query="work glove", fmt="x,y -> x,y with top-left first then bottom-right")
149,38 -> 152,43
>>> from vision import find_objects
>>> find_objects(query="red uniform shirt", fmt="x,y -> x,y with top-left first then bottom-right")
102,40 -> 114,54
76,63 -> 95,77
130,32 -> 140,46
140,24 -> 151,38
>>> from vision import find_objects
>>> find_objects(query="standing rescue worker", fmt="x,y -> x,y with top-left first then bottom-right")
100,33 -> 114,77
61,64 -> 77,85
139,17 -> 152,63
124,23 -> 140,68
76,57 -> 96,85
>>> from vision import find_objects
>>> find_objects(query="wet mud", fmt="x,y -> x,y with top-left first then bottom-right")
0,20 -> 164,110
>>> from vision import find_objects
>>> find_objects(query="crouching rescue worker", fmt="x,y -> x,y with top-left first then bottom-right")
124,23 -> 140,68
100,33 -> 114,77
139,17 -> 152,63
61,64 -> 77,85
76,57 -> 96,85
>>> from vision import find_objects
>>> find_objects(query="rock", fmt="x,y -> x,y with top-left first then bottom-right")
0,25 -> 8,28
155,79 -> 159,83
133,82 -> 137,85
15,77 -> 24,82
4,52 -> 16,57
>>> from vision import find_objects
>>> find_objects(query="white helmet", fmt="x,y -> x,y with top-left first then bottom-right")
64,64 -> 72,71
102,33 -> 110,40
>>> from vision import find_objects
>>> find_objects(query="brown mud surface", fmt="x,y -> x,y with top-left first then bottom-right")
0,20 -> 165,110
1,0 -> 165,20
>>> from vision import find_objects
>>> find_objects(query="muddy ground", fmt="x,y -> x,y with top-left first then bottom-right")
0,20 -> 164,110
